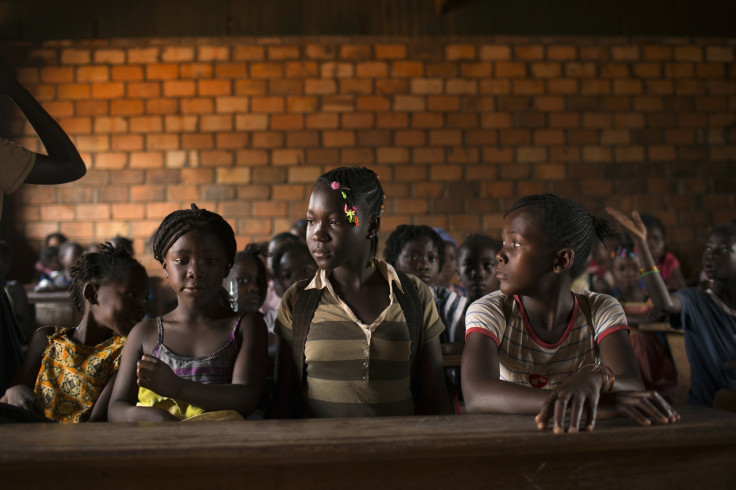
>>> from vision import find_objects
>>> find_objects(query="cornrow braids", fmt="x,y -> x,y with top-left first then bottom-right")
459,234 -> 503,256
383,224 -> 446,271
315,167 -> 386,265
505,194 -> 617,278
151,203 -> 237,267
68,243 -> 147,312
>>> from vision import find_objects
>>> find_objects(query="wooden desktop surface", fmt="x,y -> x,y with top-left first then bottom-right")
0,406 -> 734,489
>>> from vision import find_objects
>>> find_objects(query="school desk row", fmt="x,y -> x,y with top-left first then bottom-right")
0,405 -> 734,489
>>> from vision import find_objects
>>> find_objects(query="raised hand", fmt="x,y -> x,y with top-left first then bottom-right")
605,207 -> 647,242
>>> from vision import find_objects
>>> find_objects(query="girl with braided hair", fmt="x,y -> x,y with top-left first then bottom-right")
109,204 -> 268,421
272,167 -> 452,418
462,194 -> 679,433
1,243 -> 148,422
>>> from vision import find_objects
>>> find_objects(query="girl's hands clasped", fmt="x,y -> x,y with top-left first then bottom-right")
136,354 -> 182,398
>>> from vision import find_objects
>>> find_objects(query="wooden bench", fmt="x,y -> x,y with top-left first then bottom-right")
0,406 -> 733,489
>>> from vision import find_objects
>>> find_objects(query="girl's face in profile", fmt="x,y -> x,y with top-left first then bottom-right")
458,244 -> 500,300
395,236 -> 440,286
93,268 -> 149,337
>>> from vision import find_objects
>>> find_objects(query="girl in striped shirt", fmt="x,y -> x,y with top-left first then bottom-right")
462,194 -> 679,433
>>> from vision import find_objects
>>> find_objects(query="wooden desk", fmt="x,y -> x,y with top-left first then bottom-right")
0,406 -> 734,489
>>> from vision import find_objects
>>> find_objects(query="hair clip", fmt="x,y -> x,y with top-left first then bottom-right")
331,181 -> 358,226
612,246 -> 636,259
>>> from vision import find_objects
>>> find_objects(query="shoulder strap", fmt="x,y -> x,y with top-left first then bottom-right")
394,271 -> 424,402
291,279 -> 323,402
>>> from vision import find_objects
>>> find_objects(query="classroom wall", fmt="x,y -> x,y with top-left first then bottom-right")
2,36 -> 735,282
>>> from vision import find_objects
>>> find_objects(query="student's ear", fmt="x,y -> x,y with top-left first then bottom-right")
553,248 -> 574,274
367,216 -> 381,238
161,261 -> 169,278
83,282 -> 98,305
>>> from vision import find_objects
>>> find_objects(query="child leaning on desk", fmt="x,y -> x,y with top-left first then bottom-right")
607,208 -> 736,412
462,195 -> 679,433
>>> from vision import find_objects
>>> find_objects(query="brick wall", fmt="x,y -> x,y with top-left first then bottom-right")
3,36 -> 735,282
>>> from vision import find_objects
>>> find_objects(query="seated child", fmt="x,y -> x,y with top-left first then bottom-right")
267,240 -> 317,334
639,213 -> 686,291
0,244 -> 148,422
433,228 -> 465,296
608,208 -> 736,411
384,224 -> 468,354
463,195 -> 679,433
228,243 -> 269,315
609,244 -> 678,403
108,204 -> 268,422
457,234 -> 502,304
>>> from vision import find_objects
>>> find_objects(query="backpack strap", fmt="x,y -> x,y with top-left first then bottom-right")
394,270 -> 425,402
290,278 -> 323,408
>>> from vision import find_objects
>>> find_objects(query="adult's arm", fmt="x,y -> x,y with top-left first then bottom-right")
0,57 -> 85,184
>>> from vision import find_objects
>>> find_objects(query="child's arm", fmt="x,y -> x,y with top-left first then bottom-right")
136,314 -> 269,416
417,337 -> 454,415
462,332 -> 551,415
606,208 -> 683,314
87,371 -> 117,422
0,55 -> 86,184
107,320 -> 178,422
0,327 -> 51,414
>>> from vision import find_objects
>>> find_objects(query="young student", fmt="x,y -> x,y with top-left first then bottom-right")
462,194 -> 679,433
639,213 -> 687,291
0,244 -> 148,422
608,243 -> 678,403
433,228 -> 464,296
266,240 -> 317,333
1,55 -> 86,394
228,243 -> 269,315
260,232 -> 301,319
457,234 -> 502,304
607,208 -> 736,410
108,205 -> 268,422
272,167 -> 452,418
384,224 -> 468,355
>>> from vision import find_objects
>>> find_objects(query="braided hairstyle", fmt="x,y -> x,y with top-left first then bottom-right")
68,243 -> 147,312
315,167 -> 385,264
151,203 -> 237,267
505,194 -> 616,278
383,224 -> 446,270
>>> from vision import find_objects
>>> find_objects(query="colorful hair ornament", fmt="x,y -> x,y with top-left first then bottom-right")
330,180 -> 358,227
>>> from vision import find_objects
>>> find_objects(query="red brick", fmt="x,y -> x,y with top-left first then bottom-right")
251,96 -> 285,113
251,62 -> 284,78
305,79 -> 336,95
235,79 -> 267,95
513,80 -> 545,95
233,46 -> 265,61
514,45 -> 544,60
320,62 -> 354,78
642,45 -> 672,61
146,98 -> 178,115
357,95 -> 390,111
479,79 -> 511,95
356,62 -> 388,78
271,114 -> 304,130
270,79 -> 304,95
128,82 -> 161,98
199,46 -> 230,62
111,65 -> 144,81
479,45 -> 511,60
181,133 -> 214,149
446,79 -> 477,95
306,44 -> 336,60
129,151 -> 164,168
376,44 -> 407,59
665,63 -> 694,78
339,79 -> 372,94
413,148 -> 445,164
531,62 -> 561,78
181,98 -> 214,114
163,80 -> 196,97
287,96 -> 319,112
392,61 -> 424,77
235,150 -> 269,166
61,49 -> 91,65
58,83 -> 91,99
268,46 -> 300,60
59,117 -> 91,134
426,62 -> 457,78
286,61 -> 319,78
495,62 -> 526,78
41,66 -> 74,83
94,49 -> 125,64
341,113 -> 374,129
376,79 -> 409,94
130,116 -> 163,133
252,132 -> 284,148
547,79 -> 578,94
322,130 -> 355,147
146,134 -> 179,150
675,46 -> 702,62
706,46 -> 734,62
198,79 -> 232,96
395,130 -> 426,146
446,44 -> 476,60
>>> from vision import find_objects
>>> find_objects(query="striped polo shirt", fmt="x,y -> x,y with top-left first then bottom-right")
465,290 -> 628,389
275,260 -> 444,417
